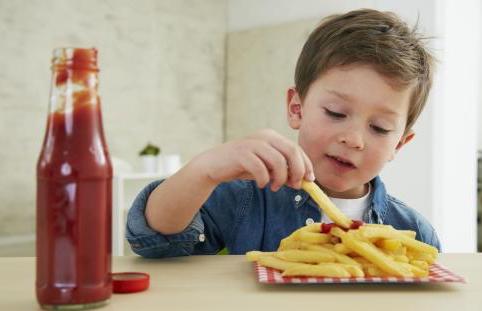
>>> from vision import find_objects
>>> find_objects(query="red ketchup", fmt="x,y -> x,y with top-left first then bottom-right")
36,48 -> 112,309
321,220 -> 364,234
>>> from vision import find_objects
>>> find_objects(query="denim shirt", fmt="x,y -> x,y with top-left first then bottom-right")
126,176 -> 441,258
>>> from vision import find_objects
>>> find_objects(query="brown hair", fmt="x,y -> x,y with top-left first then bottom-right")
295,9 -> 434,133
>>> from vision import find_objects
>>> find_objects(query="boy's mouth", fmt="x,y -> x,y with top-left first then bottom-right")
326,155 -> 357,169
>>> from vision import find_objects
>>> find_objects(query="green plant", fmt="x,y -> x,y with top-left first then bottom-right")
139,143 -> 161,156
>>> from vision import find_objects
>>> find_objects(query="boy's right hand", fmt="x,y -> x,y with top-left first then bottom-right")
194,129 -> 315,191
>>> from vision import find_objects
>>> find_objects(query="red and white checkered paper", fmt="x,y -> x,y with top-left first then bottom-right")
254,262 -> 465,284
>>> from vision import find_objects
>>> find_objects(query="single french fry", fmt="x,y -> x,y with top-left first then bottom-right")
322,243 -> 335,249
274,250 -> 336,264
258,255 -> 305,271
301,243 -> 324,251
395,246 -> 407,256
282,263 -> 358,277
376,239 -> 402,252
358,225 -> 400,240
365,264 -> 387,277
393,255 -> 409,263
410,260 -> 429,271
352,256 -> 371,265
363,225 -> 415,238
298,231 -> 331,244
278,237 -> 302,251
290,223 -> 323,237
300,223 -> 323,233
246,251 -> 275,262
278,231 -> 331,251
333,243 -> 351,254
399,230 -> 417,239
342,264 -> 365,277
301,181 -> 352,229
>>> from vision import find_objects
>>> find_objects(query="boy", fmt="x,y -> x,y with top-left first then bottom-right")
126,9 -> 441,258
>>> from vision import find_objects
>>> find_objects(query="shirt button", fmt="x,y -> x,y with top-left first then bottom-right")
294,194 -> 302,202
305,218 -> 315,225
199,234 -> 206,242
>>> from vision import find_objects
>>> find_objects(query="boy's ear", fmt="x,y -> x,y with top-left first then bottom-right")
389,130 -> 415,161
286,87 -> 303,129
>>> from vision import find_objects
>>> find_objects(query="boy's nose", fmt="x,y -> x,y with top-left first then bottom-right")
338,130 -> 364,150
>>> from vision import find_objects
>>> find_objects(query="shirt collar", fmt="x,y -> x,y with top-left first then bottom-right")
370,176 -> 389,220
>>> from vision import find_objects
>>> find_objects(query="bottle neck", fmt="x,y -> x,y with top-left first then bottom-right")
38,48 -> 111,180
49,48 -> 100,114
49,70 -> 99,114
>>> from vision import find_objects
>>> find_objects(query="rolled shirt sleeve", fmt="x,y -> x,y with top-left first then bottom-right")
125,180 -> 206,258
125,179 -> 252,258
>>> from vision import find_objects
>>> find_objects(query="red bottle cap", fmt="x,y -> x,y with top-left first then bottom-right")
112,272 -> 150,293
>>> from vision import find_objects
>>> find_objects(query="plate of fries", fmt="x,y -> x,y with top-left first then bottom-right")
253,262 -> 464,284
246,181 -> 465,284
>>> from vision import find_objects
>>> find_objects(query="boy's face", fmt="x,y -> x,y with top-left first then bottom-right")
287,64 -> 414,198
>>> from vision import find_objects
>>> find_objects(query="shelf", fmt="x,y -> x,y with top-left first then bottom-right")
112,172 -> 169,256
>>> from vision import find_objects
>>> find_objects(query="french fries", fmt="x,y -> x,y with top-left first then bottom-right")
246,181 -> 438,278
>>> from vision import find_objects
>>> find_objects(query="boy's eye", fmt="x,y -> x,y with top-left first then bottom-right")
324,108 -> 346,119
371,125 -> 390,135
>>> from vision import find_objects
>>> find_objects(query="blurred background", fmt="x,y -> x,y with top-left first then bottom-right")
0,0 -> 480,256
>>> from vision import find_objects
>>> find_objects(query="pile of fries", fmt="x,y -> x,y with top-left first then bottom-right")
246,181 -> 438,278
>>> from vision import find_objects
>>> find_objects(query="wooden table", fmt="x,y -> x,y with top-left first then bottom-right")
1,254 -> 481,310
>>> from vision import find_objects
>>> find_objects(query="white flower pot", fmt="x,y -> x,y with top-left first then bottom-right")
160,154 -> 181,175
140,155 -> 159,173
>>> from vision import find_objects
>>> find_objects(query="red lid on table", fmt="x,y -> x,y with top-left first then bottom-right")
112,272 -> 150,293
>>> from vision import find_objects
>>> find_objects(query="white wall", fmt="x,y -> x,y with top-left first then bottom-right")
431,0 -> 480,252
0,0 -> 226,238
227,0 -> 480,252
228,0 -> 373,32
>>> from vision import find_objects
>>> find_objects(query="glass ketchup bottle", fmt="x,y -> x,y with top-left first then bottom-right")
36,48 -> 112,310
